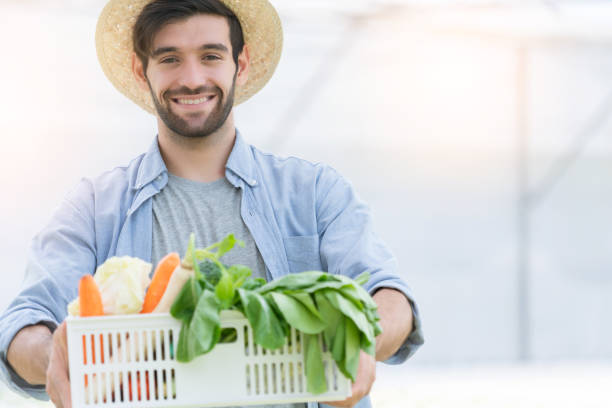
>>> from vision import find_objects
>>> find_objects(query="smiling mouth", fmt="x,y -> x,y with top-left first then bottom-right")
172,95 -> 216,105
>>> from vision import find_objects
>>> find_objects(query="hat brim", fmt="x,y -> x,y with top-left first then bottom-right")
95,0 -> 283,114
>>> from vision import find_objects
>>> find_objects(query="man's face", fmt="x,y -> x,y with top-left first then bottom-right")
142,14 -> 242,138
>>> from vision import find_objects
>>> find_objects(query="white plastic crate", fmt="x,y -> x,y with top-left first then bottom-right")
66,310 -> 351,407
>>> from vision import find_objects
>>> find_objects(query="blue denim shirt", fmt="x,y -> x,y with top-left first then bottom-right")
0,131 -> 423,407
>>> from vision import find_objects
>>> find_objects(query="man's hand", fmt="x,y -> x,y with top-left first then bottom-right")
46,321 -> 72,408
322,288 -> 413,407
323,350 -> 376,408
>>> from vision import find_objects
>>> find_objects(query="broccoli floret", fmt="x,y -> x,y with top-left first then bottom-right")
198,260 -> 224,286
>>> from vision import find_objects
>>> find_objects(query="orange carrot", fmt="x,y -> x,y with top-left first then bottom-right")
79,275 -> 104,317
141,252 -> 180,313
79,275 -> 105,366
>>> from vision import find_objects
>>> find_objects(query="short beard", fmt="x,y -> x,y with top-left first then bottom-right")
148,76 -> 235,139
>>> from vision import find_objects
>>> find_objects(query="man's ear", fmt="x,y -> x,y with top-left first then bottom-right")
132,53 -> 149,91
236,45 -> 250,87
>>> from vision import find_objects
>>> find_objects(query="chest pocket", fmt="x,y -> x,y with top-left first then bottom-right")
283,235 -> 322,273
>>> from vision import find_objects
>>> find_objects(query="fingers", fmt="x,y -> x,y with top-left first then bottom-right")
46,321 -> 72,408
323,351 -> 377,407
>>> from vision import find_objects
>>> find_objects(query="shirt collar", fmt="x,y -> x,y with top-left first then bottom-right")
134,136 -> 167,190
134,130 -> 258,191
226,130 -> 259,188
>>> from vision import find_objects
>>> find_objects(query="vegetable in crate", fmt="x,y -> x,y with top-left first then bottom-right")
141,252 -> 180,313
68,256 -> 151,316
169,234 -> 382,395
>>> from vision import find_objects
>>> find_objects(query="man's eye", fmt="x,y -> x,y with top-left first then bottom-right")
160,57 -> 178,64
203,55 -> 221,61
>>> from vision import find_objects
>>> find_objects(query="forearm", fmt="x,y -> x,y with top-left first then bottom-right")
7,325 -> 53,385
373,288 -> 413,362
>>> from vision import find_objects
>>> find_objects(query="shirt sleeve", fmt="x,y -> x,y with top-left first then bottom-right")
315,166 -> 424,364
0,179 -> 97,399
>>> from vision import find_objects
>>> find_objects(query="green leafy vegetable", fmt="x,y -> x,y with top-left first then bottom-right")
304,334 -> 327,394
269,292 -> 326,334
237,289 -> 286,349
169,234 -> 383,395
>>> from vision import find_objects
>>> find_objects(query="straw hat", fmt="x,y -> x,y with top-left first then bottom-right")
95,0 -> 283,113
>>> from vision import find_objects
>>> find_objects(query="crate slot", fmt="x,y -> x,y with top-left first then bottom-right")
132,332 -> 140,363
243,326 -> 250,356
169,330 -> 175,360
104,333 -> 112,365
125,333 -> 132,363
263,363 -> 269,394
141,331 -> 148,362
246,364 -> 251,395
271,363 -> 278,394
145,330 -> 153,362
84,374 -> 89,405
288,362 -> 295,393
159,330 -> 168,361
109,372 -> 116,403
100,372 -> 108,404
111,333 -> 119,364
153,329 -> 160,362
136,331 -> 144,363
164,330 -> 171,361
113,370 -> 120,402
296,332 -> 302,354
153,369 -> 159,400
171,368 -> 177,399
297,362 -> 304,393
219,327 -> 237,344
255,364 -> 260,395
137,371 -> 143,401
279,362 -> 286,394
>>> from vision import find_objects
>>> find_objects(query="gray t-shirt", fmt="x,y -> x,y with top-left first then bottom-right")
152,174 -> 266,276
152,173 -> 306,408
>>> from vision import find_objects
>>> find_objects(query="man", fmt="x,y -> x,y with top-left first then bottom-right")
0,0 -> 423,407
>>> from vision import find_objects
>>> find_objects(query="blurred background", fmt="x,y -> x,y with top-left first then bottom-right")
1,0 -> 611,406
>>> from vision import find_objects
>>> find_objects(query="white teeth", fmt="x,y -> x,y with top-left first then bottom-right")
177,96 -> 212,105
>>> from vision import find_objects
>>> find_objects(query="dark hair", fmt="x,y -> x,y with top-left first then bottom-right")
133,0 -> 245,72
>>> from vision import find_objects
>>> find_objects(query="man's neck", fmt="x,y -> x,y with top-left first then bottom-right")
157,114 -> 237,183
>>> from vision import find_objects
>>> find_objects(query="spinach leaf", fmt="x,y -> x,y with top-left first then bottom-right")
304,334 -> 327,394
190,290 -> 221,352
344,318 -> 361,382
241,277 -> 266,291
170,277 -> 202,324
314,291 -> 342,351
331,316 -> 346,364
269,292 -> 326,334
289,292 -> 322,320
237,289 -> 286,350
257,271 -> 328,293
175,289 -> 221,362
216,234 -> 243,259
176,320 -> 196,362
325,290 -> 374,343
334,273 -> 377,310
227,264 -> 252,289
354,272 -> 369,286
215,271 -> 235,309
361,333 -> 376,357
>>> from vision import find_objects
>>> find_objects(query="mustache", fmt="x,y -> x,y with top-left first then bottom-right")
164,86 -> 221,99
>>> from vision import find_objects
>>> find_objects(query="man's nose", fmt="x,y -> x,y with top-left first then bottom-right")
177,58 -> 207,90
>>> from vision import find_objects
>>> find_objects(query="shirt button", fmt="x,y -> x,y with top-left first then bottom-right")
251,180 -> 257,186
